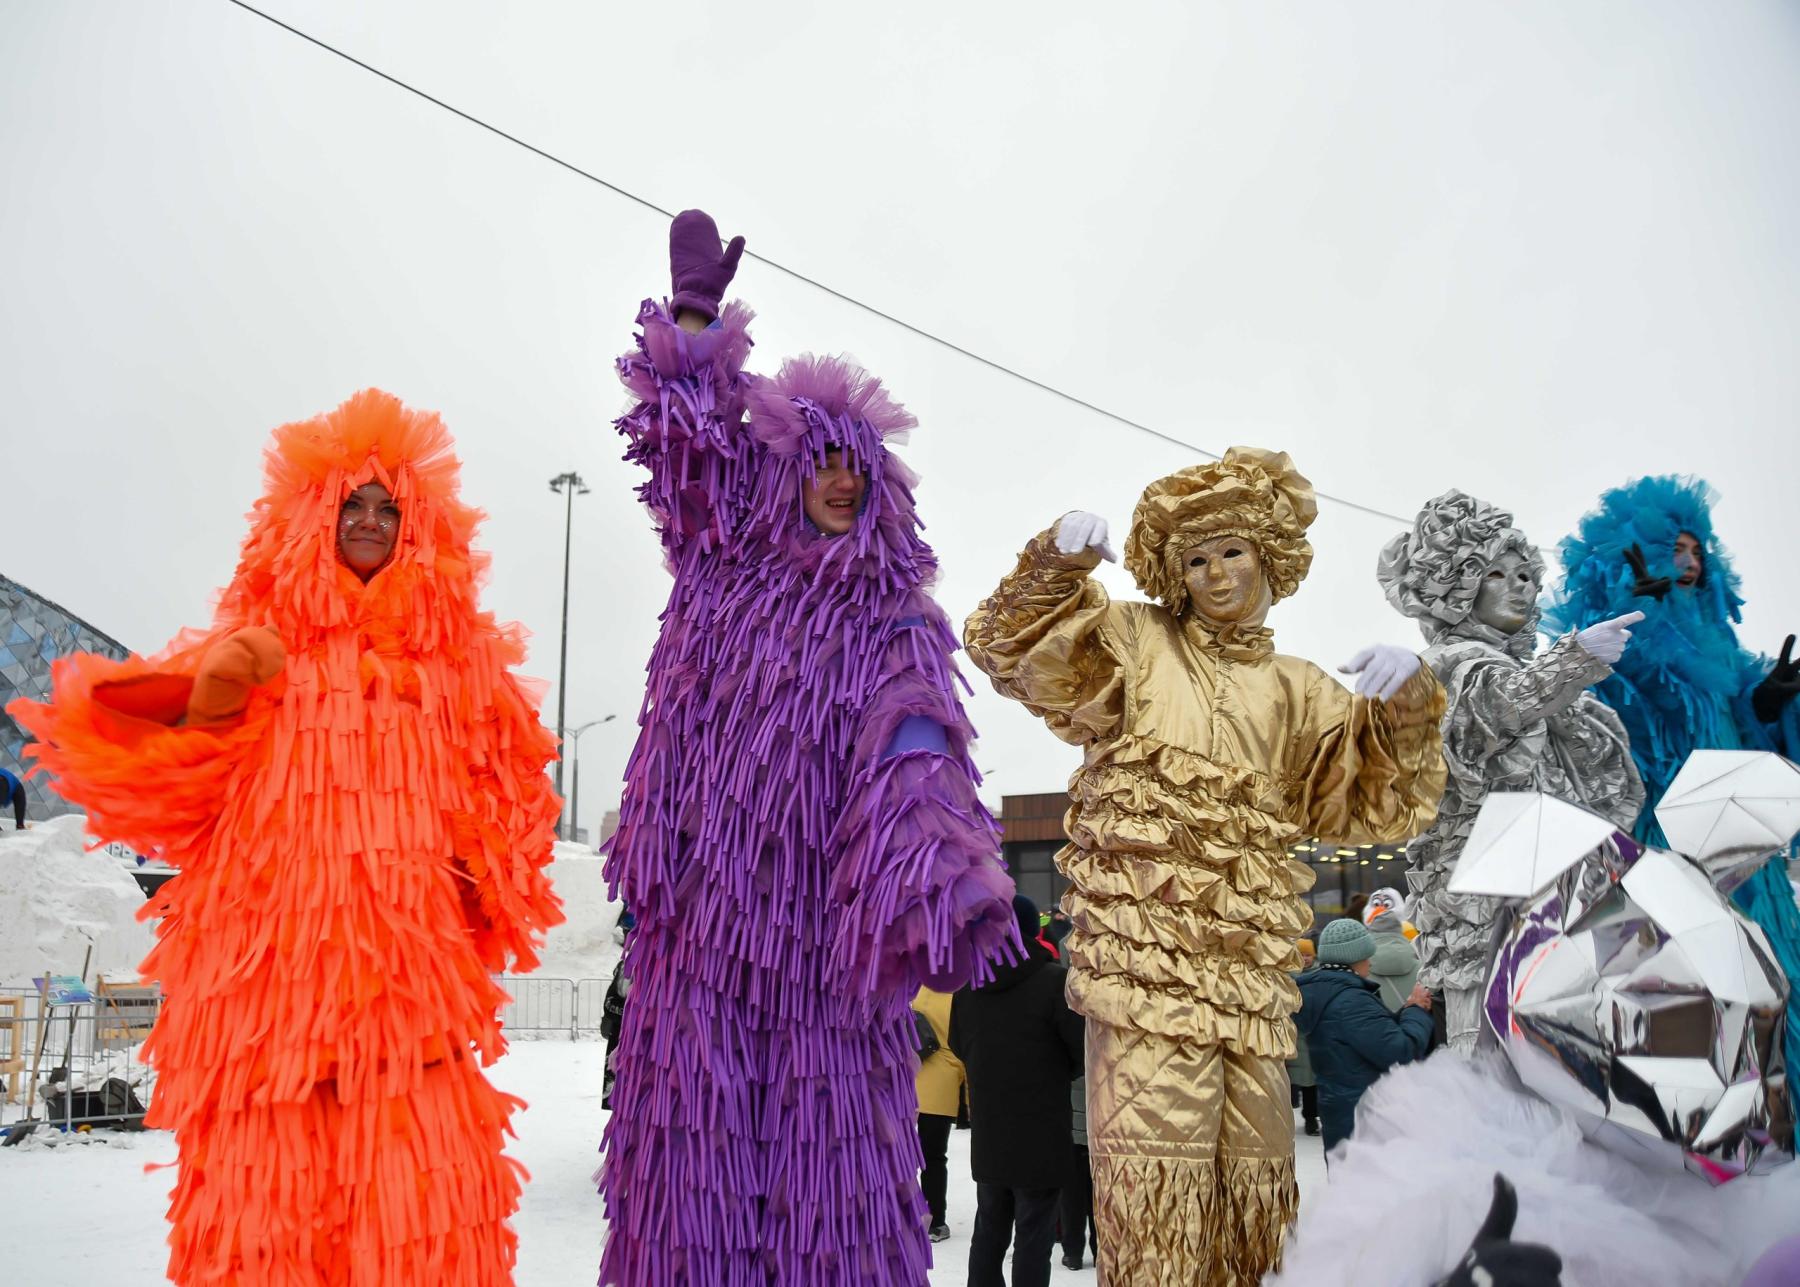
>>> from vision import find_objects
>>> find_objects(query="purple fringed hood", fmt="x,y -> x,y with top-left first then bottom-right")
741,354 -> 934,579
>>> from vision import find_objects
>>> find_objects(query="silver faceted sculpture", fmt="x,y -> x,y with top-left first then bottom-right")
1656,750 -> 1800,894
1456,752 -> 1799,1183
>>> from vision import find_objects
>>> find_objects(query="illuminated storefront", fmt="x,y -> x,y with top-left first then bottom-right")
1287,839 -> 1410,923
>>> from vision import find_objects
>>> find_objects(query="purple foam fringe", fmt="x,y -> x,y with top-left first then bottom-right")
598,301 -> 1018,1286
744,353 -> 918,453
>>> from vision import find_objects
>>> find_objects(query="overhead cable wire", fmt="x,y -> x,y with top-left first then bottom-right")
221,0 -> 1411,526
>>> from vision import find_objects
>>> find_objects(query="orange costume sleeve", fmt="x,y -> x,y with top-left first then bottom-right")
13,632 -> 280,862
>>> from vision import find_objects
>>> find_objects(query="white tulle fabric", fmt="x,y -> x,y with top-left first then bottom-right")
1271,1052 -> 1800,1287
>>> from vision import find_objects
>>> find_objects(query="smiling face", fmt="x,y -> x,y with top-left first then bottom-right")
1181,535 -> 1265,624
1471,548 -> 1539,635
338,482 -> 401,580
1674,531 -> 1705,587
801,448 -> 867,537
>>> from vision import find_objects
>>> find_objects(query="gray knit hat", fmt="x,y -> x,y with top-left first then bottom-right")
1316,917 -> 1376,966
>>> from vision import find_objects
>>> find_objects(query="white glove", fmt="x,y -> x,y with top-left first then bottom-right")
1054,511 -> 1118,563
1339,644 -> 1423,702
1575,611 -> 1644,665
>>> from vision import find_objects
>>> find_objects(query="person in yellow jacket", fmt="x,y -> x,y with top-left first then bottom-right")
912,986 -> 964,1243
964,448 -> 1446,1286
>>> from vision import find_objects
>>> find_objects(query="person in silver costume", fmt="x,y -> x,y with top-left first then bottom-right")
1376,490 -> 1646,1049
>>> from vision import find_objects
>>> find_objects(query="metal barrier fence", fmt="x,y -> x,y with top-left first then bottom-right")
0,977 -> 609,1130
1,988 -> 160,1133
491,977 -> 614,1039
574,977 -> 610,1036
491,976 -> 575,1034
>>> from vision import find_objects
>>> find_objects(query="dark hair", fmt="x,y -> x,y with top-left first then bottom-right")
1011,894 -> 1040,949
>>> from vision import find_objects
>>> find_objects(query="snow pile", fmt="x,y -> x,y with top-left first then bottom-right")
530,841 -> 623,982
0,816 -> 154,990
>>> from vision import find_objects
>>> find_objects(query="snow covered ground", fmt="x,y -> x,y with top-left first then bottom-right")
0,1038 -> 1328,1284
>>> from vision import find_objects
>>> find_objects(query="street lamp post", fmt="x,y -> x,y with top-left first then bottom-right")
548,471 -> 590,833
563,714 -> 617,844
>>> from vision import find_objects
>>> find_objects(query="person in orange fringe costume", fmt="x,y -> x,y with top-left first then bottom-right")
8,390 -> 563,1286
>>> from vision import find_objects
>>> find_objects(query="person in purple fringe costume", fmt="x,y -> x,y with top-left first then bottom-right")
595,210 -> 1021,1286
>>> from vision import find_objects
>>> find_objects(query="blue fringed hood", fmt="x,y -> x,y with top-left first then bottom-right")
1545,474 -> 1745,635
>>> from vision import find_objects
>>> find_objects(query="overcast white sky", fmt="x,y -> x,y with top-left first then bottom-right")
5,1 -> 1798,825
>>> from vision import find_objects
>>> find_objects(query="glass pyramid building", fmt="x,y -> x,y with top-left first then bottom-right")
1,574 -> 128,819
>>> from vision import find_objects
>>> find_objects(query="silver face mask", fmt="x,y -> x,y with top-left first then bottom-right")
1470,549 -> 1539,636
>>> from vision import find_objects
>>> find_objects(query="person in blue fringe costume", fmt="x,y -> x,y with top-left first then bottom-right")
1546,473 -> 1800,1103
594,210 -> 1019,1286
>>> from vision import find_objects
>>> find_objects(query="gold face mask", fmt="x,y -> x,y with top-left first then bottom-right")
1180,535 -> 1265,626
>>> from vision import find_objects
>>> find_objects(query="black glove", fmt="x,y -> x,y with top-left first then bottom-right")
1623,543 -> 1671,602
1434,1175 -> 1563,1287
1753,635 -> 1800,724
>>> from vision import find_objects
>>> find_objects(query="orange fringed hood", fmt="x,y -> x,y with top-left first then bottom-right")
215,388 -> 497,654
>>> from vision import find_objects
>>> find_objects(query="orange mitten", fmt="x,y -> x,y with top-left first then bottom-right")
186,627 -> 286,726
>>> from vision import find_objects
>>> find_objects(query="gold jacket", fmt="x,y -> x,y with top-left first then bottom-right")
965,529 -> 1446,1061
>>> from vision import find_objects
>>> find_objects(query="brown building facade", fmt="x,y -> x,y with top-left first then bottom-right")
997,792 -> 1073,914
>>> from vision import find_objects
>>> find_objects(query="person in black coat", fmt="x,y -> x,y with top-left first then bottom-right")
599,910 -> 634,1110
1058,1074 -> 1097,1271
949,895 -> 1085,1287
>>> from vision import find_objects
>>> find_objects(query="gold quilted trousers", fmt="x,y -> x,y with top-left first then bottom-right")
1085,1019 -> 1295,1286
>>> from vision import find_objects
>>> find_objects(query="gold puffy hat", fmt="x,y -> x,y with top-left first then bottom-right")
1124,447 -> 1318,613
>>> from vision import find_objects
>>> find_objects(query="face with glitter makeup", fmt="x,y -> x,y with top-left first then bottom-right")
801,448 -> 867,537
338,482 -> 400,580
1472,549 -> 1538,635
1182,535 -> 1264,623
1674,531 -> 1705,588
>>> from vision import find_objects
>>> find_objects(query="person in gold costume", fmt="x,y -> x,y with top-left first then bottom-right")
964,448 -> 1447,1286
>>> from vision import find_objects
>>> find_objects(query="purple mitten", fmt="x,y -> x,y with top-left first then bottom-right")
669,209 -> 746,322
